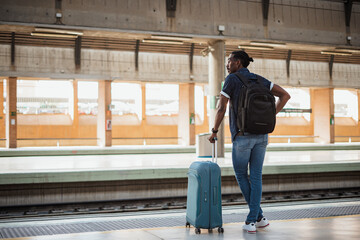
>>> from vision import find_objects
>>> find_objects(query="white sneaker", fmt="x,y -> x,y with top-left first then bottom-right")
242,222 -> 256,233
255,217 -> 269,228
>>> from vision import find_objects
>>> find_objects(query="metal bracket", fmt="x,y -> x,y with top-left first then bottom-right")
55,0 -> 63,24
344,0 -> 353,28
262,0 -> 270,27
189,43 -> 194,74
329,54 -> 334,79
344,0 -> 353,44
11,32 -> 15,65
135,40 -> 140,71
286,50 -> 292,78
75,36 -> 81,68
166,0 -> 177,18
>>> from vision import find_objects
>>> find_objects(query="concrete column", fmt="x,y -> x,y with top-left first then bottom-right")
141,83 -> 146,142
0,80 -> 4,145
71,80 -> 79,138
97,80 -> 112,147
358,90 -> 360,136
6,77 -> 17,148
178,83 -> 195,146
0,80 -> 4,137
208,40 -> 225,157
141,83 -> 146,123
312,88 -> 335,144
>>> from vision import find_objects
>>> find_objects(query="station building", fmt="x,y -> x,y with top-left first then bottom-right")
0,0 -> 359,152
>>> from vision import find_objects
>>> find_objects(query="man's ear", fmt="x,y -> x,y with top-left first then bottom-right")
237,60 -> 243,68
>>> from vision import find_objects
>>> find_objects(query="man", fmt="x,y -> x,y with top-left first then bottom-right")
209,50 -> 290,233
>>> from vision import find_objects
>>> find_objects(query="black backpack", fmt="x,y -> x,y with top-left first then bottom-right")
234,72 -> 276,134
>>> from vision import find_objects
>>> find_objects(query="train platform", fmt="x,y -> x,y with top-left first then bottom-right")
0,199 -> 359,239
0,143 -> 359,208
0,143 -> 360,185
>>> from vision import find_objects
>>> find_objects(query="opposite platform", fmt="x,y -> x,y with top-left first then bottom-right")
0,146 -> 360,184
1,143 -> 360,157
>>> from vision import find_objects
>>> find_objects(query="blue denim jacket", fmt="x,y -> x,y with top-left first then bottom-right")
220,68 -> 273,142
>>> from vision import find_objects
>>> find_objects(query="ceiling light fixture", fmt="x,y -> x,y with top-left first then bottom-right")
238,45 -> 274,50
200,46 -> 215,57
31,32 -> 79,38
150,35 -> 192,41
34,27 -> 83,36
335,47 -> 360,53
31,27 -> 83,39
250,41 -> 286,47
321,51 -> 352,56
142,39 -> 184,45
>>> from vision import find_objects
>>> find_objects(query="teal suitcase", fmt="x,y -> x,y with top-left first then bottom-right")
185,139 -> 224,234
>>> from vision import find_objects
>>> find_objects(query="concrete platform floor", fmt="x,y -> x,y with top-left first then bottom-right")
3,216 -> 359,240
1,200 -> 359,240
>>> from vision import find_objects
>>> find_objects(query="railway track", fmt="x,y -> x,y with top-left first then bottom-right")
1,187 -> 359,220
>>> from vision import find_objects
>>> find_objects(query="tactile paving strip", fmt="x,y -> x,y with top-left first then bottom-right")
1,204 -> 359,239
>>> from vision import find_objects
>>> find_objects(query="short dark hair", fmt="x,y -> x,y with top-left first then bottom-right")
231,50 -> 254,68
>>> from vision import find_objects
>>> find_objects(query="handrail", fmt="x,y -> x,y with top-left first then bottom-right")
17,138 -> 99,140
112,137 -> 181,139
15,138 -> 99,147
0,136 -> 357,144
269,135 -> 319,138
113,137 -> 180,145
335,136 -> 360,143
2,137 -> 180,146
269,135 -> 319,143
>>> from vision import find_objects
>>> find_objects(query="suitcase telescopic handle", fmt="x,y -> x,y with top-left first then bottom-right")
212,137 -> 217,163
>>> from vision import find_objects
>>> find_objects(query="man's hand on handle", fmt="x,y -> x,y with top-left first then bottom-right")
208,134 -> 217,143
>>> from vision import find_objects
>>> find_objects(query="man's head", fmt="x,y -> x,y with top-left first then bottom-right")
226,50 -> 254,74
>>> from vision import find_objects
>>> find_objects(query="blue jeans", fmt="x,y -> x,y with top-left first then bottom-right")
232,133 -> 268,223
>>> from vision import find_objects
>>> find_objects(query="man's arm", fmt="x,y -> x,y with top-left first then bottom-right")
271,84 -> 291,114
208,94 -> 229,143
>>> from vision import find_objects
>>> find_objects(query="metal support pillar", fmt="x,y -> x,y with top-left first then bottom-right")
135,40 -> 140,71
286,50 -> 292,79
262,0 -> 270,38
75,36 -> 81,68
344,0 -> 353,44
329,55 -> 334,80
189,43 -> 194,74
11,32 -> 15,66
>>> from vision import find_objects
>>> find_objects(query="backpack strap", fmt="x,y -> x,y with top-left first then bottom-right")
234,72 -> 258,87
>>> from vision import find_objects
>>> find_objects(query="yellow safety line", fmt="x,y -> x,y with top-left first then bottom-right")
224,214 -> 360,225
270,214 -> 360,222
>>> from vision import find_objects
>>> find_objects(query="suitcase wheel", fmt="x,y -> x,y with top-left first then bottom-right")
218,227 -> 224,233
195,228 -> 201,234
185,222 -> 191,228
